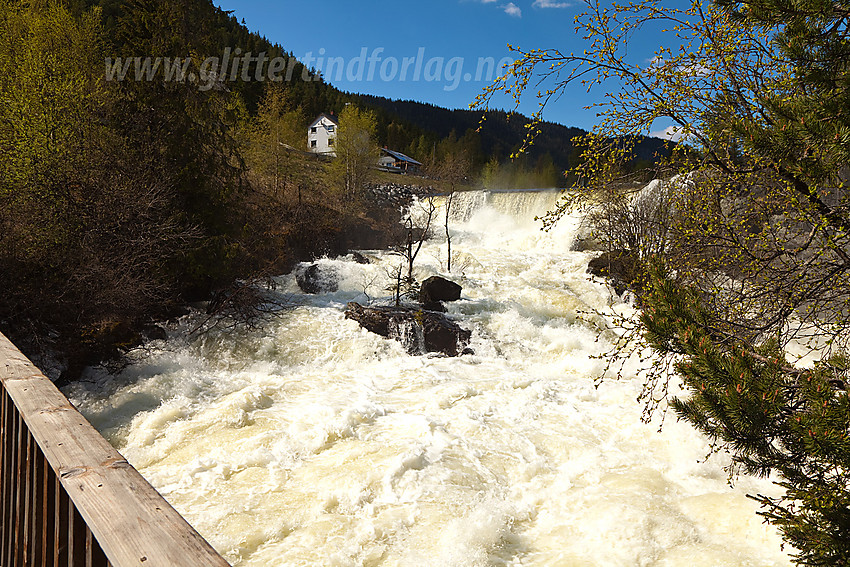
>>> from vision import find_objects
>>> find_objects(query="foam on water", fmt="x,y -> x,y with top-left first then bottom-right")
66,189 -> 792,566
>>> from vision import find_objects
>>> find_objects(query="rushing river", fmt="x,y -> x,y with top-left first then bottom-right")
66,189 -> 791,566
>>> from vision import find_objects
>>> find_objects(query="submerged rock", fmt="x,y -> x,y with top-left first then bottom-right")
344,302 -> 471,357
295,263 -> 339,294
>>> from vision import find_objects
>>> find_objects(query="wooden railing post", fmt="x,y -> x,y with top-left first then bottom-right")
0,333 -> 230,567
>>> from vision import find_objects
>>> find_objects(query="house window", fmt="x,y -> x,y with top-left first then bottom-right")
311,140 -> 317,148
327,125 -> 335,132
328,138 -> 335,146
310,127 -> 317,133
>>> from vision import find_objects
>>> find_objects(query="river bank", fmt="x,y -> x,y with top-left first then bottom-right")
13,182 -> 438,386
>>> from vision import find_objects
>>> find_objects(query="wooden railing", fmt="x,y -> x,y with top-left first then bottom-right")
0,333 -> 230,567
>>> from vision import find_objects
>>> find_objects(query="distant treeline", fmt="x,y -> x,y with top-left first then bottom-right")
71,0 -> 670,186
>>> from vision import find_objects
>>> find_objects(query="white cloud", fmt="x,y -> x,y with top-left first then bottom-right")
503,2 -> 522,17
470,0 -> 522,17
651,126 -> 685,142
533,0 -> 572,7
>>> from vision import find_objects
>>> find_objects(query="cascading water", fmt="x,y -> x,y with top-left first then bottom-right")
65,189 -> 792,566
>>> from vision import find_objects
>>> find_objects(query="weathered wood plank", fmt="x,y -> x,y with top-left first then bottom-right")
56,475 -> 67,565
14,411 -> 24,566
71,505 -> 84,567
24,431 -> 32,564
0,333 -> 230,567
5,398 -> 18,567
40,449 -> 51,567
1,394 -> 13,565
0,390 -> 8,564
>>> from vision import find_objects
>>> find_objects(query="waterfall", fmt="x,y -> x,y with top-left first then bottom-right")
65,189 -> 791,567
431,188 -> 562,225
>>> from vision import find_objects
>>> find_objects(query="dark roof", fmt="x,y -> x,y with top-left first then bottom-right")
381,148 -> 422,165
309,112 -> 339,127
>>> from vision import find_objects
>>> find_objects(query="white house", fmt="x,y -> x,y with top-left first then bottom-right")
307,113 -> 339,156
307,113 -> 423,173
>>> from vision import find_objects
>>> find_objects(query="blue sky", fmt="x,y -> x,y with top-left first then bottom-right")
212,0 -> 663,133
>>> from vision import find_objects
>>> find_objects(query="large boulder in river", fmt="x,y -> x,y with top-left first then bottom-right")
419,276 -> 462,305
295,263 -> 339,294
345,302 -> 471,357
587,249 -> 641,295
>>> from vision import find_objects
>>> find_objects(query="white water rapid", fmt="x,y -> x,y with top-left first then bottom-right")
66,189 -> 792,566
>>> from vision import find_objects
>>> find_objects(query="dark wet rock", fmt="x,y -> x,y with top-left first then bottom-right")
420,276 -> 462,304
141,324 -> 168,341
28,347 -> 68,384
166,305 -> 191,322
296,263 -> 339,294
421,300 -> 447,313
571,236 -> 603,252
344,302 -> 471,357
351,252 -> 371,265
587,249 -> 641,295
365,183 -> 434,208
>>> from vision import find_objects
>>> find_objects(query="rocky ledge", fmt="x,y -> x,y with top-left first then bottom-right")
587,249 -> 641,296
344,302 -> 472,357
365,183 -> 434,208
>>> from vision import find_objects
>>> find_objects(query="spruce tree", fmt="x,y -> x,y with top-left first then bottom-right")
641,265 -> 850,564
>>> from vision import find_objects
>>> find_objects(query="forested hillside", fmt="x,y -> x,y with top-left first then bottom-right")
1,0 -> 367,379
71,0 -> 668,178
